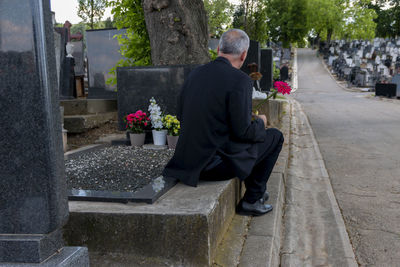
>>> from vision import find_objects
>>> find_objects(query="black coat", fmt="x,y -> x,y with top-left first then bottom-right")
163,57 -> 266,187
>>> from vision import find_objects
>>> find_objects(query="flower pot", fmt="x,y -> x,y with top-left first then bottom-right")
167,135 -> 179,149
152,130 -> 167,146
129,132 -> 146,147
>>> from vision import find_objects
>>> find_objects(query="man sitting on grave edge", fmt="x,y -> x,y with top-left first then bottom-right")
163,29 -> 284,216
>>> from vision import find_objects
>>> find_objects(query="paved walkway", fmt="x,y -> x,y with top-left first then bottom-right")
281,99 -> 357,266
293,48 -> 400,266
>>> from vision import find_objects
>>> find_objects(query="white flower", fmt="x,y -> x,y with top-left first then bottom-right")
148,97 -> 164,130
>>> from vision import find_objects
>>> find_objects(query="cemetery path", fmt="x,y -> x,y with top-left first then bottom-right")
292,48 -> 400,266
281,99 -> 357,266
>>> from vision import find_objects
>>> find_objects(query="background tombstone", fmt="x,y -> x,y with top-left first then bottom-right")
71,41 -> 85,96
282,48 -> 291,60
116,65 -> 199,130
208,38 -> 219,50
241,40 -> 260,75
0,0 -> 88,265
54,27 -> 75,99
72,41 -> 85,76
86,28 -> 126,99
260,48 -> 273,91
375,83 -> 397,97
391,74 -> 400,96
280,65 -> 289,81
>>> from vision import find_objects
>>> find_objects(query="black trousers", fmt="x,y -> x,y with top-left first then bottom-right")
200,128 -> 284,203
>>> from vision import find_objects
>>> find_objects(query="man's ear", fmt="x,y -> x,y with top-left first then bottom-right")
240,50 -> 247,62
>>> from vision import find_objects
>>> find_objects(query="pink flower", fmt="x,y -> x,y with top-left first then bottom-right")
274,81 -> 291,95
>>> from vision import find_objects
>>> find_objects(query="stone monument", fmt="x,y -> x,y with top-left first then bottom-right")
241,40 -> 260,75
260,48 -> 273,91
0,0 -> 88,265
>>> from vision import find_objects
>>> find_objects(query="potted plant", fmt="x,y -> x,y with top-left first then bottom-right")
148,97 -> 167,145
163,114 -> 180,149
125,110 -> 150,147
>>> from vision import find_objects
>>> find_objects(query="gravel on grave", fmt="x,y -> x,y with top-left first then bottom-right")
65,146 -> 174,192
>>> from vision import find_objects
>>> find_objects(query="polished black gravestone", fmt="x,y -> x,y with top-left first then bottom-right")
260,48 -> 273,91
375,83 -> 397,97
68,177 -> 178,204
280,65 -> 289,81
86,28 -> 126,99
241,40 -> 260,75
116,65 -> 199,130
0,0 -> 88,265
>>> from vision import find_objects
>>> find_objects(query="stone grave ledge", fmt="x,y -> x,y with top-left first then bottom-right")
64,100 -> 289,267
64,178 -> 244,267
64,112 -> 117,133
60,99 -> 117,116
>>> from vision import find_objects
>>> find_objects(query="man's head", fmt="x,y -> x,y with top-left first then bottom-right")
217,29 -> 250,69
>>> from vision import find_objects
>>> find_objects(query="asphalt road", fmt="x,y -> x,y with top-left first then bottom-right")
292,48 -> 400,266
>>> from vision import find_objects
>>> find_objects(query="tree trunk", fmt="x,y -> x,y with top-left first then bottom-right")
327,28 -> 333,46
142,0 -> 210,65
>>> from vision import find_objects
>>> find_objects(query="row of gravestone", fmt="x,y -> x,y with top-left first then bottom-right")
55,28 -> 292,103
320,38 -> 400,97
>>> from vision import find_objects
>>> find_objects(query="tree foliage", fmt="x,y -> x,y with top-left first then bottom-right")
369,0 -> 400,37
203,0 -> 233,38
306,0 -> 377,44
232,0 -> 269,44
342,0 -> 377,40
306,0 -> 348,44
77,0 -> 107,29
266,0 -> 309,47
106,0 -> 151,85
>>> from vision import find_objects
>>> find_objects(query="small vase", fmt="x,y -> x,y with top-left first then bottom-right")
152,129 -> 167,146
129,132 -> 146,147
167,135 -> 179,149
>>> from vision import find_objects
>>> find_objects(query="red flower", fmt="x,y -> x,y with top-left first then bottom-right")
274,81 -> 291,95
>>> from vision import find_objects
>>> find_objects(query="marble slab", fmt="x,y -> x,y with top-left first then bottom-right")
68,176 -> 178,204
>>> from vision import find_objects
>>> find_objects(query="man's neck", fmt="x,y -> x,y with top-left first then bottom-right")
218,53 -> 243,69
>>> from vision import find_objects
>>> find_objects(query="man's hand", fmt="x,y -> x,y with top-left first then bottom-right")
256,114 -> 267,128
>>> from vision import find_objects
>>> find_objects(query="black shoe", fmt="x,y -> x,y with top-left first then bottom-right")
263,191 -> 269,203
237,199 -> 273,216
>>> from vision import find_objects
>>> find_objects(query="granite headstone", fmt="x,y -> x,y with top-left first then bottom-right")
71,41 -> 85,76
0,0 -> 88,265
86,28 -> 126,99
241,40 -> 260,75
280,65 -> 289,81
116,65 -> 199,130
391,74 -> 400,96
208,38 -> 219,50
375,83 -> 397,97
260,48 -> 273,91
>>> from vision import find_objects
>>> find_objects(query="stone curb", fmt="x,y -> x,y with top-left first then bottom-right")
290,100 -> 358,266
238,100 -> 291,267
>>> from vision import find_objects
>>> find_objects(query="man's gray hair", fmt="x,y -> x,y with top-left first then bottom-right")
219,29 -> 250,56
